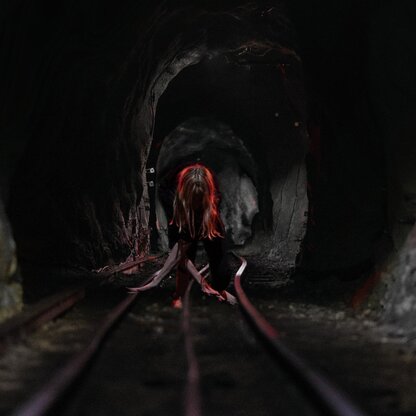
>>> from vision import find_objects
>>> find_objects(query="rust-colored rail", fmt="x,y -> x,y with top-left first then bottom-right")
8,255 -> 161,416
11,293 -> 138,416
182,280 -> 202,416
0,255 -> 161,356
0,287 -> 85,354
232,253 -> 369,416
182,263 -> 209,416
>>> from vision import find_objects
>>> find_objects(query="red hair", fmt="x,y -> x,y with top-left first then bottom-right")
172,164 -> 223,239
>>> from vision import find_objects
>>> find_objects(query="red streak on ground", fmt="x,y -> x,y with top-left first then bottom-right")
350,270 -> 382,309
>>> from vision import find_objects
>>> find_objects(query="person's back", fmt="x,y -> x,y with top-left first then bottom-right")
128,163 -> 235,308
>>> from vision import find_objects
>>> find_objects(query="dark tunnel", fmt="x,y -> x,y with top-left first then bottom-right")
3,1 -> 416,415
148,51 -> 308,261
5,2 -> 309,273
1,0 -> 416,341
153,116 -> 260,249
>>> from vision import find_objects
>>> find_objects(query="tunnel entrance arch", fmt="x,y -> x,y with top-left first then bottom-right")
140,24 -> 309,272
3,4 -> 309,275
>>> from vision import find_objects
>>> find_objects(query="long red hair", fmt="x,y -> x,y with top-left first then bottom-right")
172,164 -> 223,239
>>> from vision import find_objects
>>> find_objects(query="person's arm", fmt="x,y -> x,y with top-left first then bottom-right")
184,259 -> 237,305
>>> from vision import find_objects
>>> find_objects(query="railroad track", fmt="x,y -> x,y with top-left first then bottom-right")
231,254 -> 368,416
0,256 -> 159,416
1,255 -> 372,415
181,254 -> 369,416
0,288 -> 86,355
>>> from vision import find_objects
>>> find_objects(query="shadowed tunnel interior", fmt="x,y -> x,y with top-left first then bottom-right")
154,116 -> 260,249
1,0 -> 416,331
5,2 -> 310,273
149,51 -> 308,256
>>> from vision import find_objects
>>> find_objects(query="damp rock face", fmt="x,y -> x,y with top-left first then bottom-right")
381,224 -> 416,334
0,201 -> 16,281
218,168 -> 259,246
359,1 -> 416,322
0,200 -> 21,321
269,162 -> 308,270
152,47 -> 309,273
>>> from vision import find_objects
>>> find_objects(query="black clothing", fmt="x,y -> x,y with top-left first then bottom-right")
168,221 -> 231,292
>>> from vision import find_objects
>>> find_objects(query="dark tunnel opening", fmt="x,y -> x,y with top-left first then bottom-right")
146,52 -> 308,256
153,117 -> 260,250
1,1 -> 383,279
0,3 -> 310,298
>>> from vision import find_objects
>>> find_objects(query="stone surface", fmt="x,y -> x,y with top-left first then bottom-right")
218,168 -> 259,246
0,200 -> 16,282
381,224 -> 416,335
0,199 -> 21,321
369,1 -> 416,252
156,117 -> 259,247
152,48 -> 309,272
269,161 -> 308,270
1,2 -> 302,273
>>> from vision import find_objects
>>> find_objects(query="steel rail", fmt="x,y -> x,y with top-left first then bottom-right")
182,264 -> 209,416
0,255 -> 160,355
0,287 -> 85,354
232,253 -> 369,416
11,293 -> 138,416
182,280 -> 202,416
9,255 -> 178,416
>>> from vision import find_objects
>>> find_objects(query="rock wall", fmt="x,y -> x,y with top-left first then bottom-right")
0,200 -> 21,321
381,224 -> 416,335
1,1 -> 308,277
155,117 -> 259,247
152,51 -> 309,273
364,2 -> 416,330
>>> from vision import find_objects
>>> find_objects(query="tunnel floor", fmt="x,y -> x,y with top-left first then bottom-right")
1,257 -> 416,415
